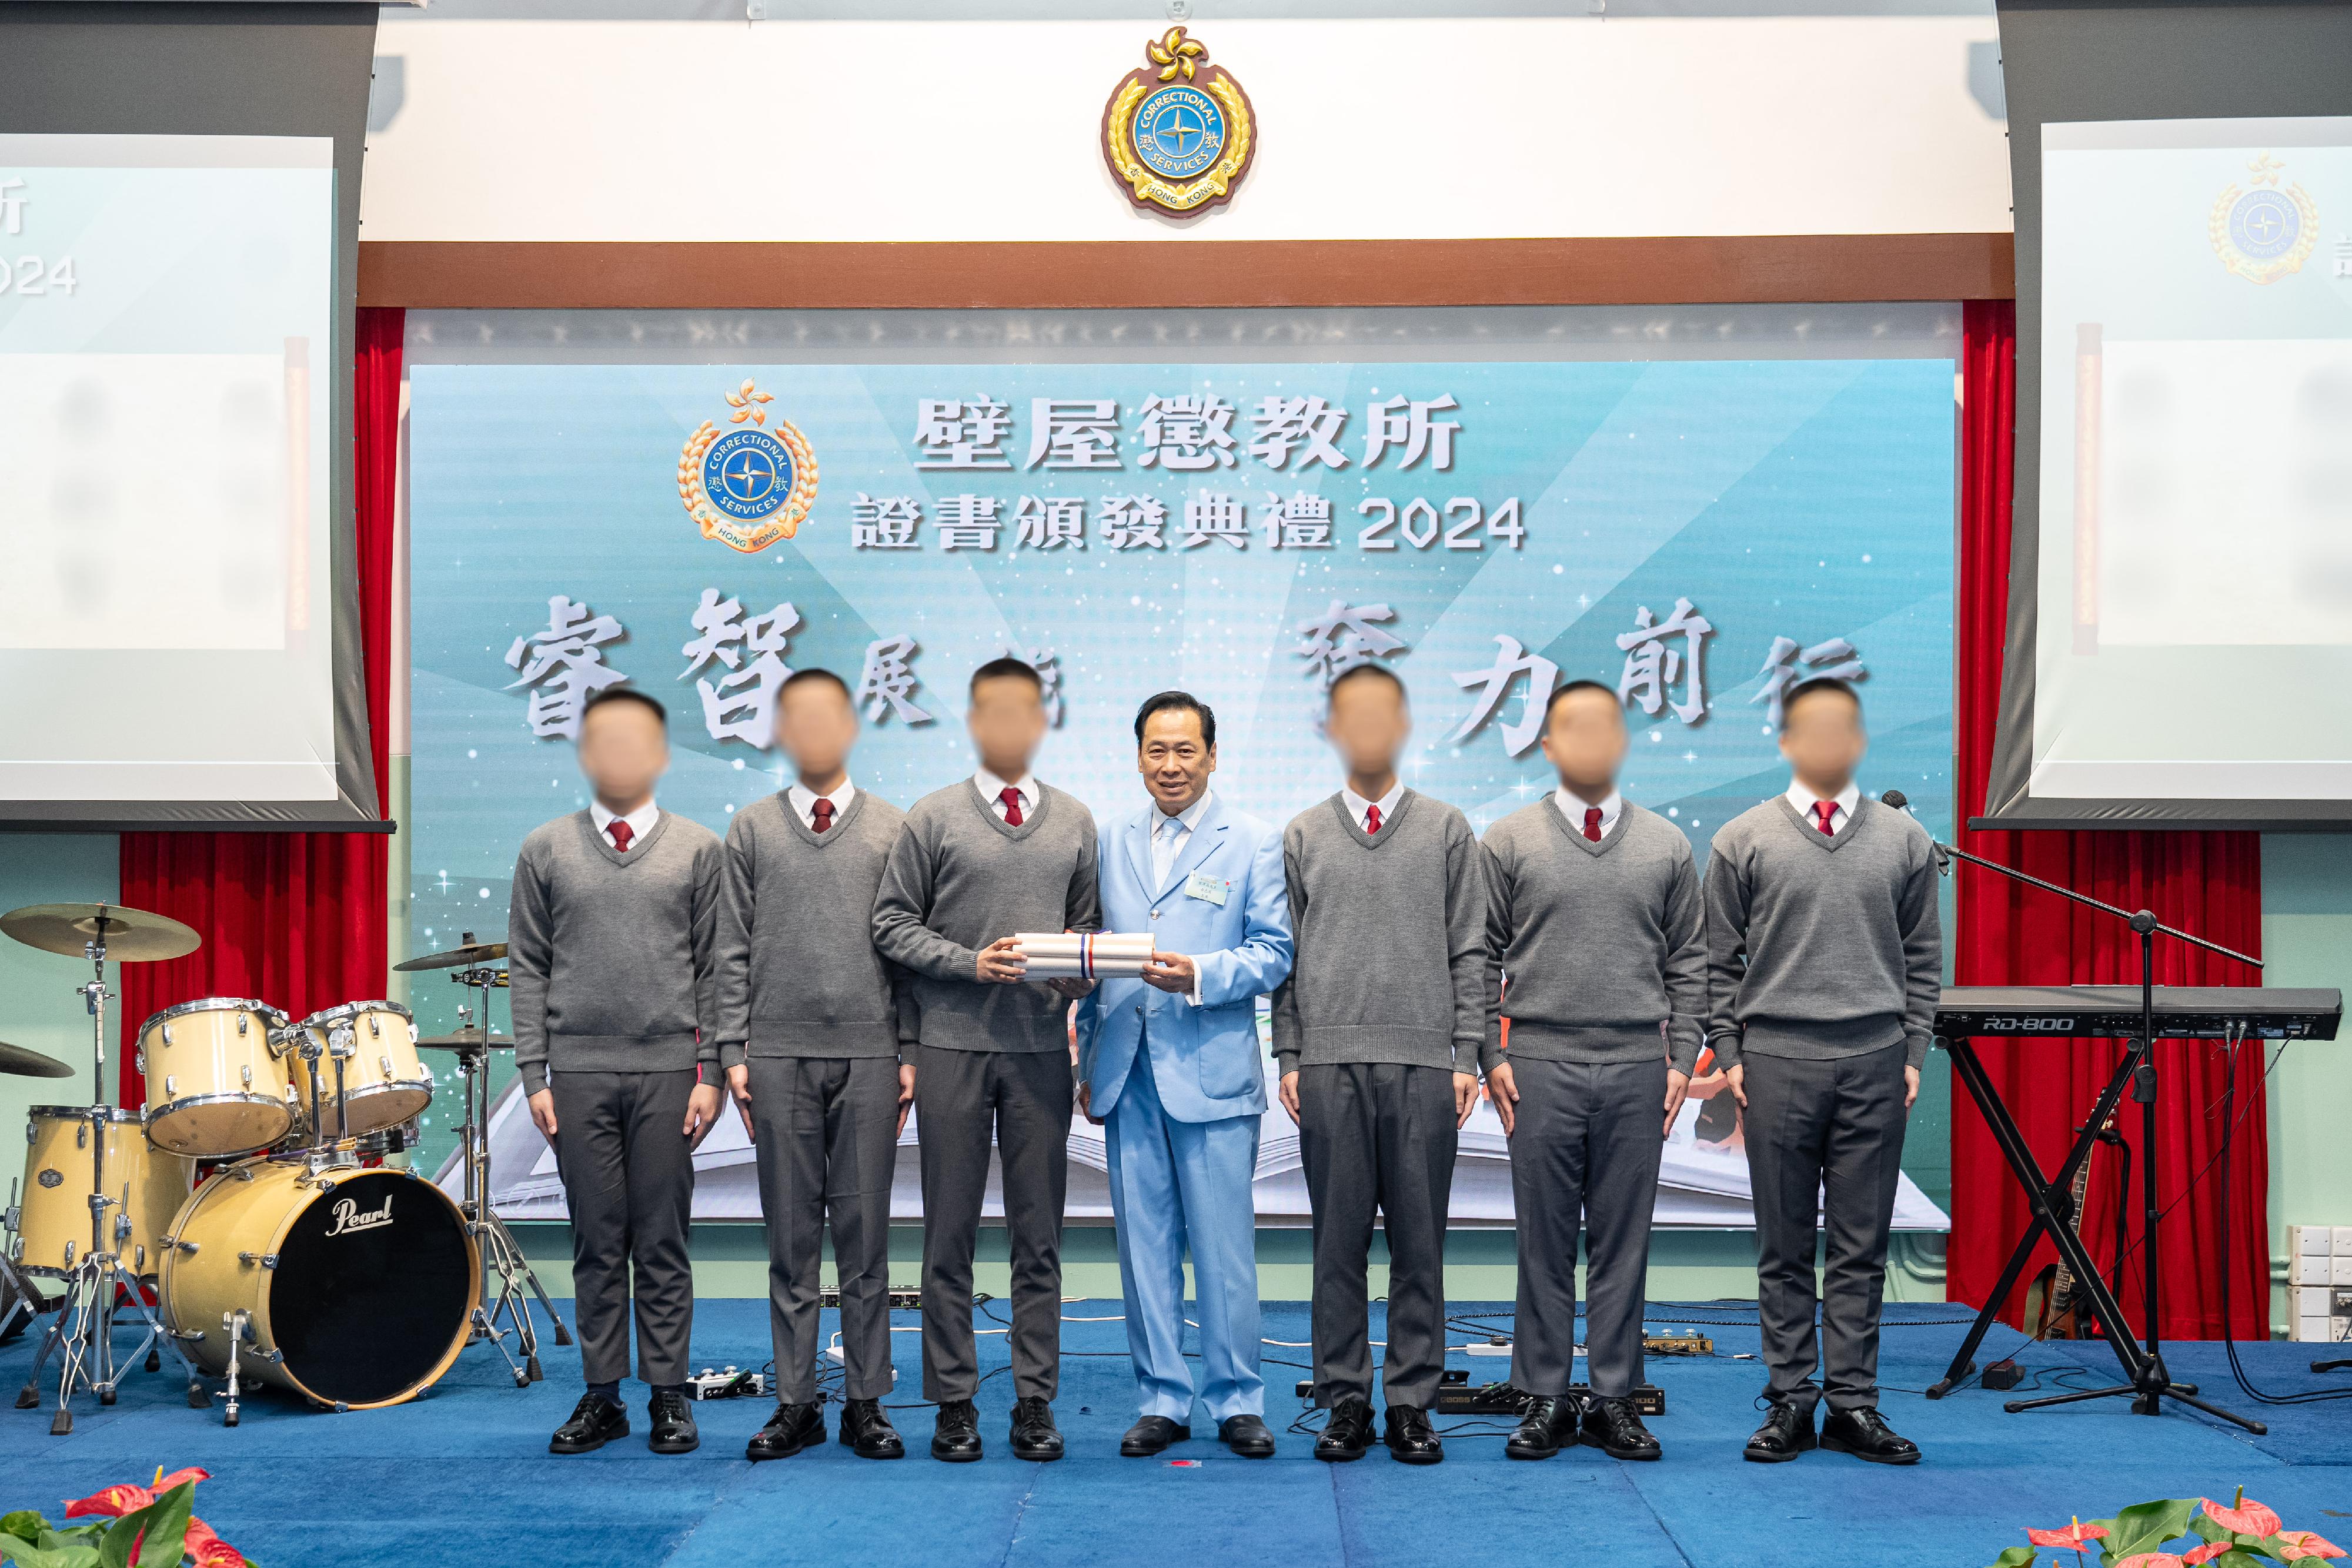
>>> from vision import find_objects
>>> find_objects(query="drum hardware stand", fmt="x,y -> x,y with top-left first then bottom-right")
1905,810 -> 2268,1435
2,1179 -> 48,1342
448,950 -> 569,1380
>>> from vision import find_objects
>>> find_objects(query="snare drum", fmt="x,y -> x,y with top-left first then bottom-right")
289,1002 -> 432,1141
13,1106 -> 194,1277
138,999 -> 298,1158
158,1158 -> 477,1409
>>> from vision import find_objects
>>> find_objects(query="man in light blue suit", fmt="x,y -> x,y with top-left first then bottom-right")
1075,690 -> 1294,1460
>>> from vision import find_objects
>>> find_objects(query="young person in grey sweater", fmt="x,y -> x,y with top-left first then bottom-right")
1272,662 -> 1485,1467
1703,676 -> 1940,1468
716,668 -> 914,1464
1480,680 -> 1705,1465
508,687 -> 724,1459
871,657 -> 1103,1465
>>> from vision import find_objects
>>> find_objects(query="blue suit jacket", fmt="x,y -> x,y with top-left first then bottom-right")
1074,794 -> 1293,1123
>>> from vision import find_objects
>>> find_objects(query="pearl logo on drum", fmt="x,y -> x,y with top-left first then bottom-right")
324,1193 -> 395,1238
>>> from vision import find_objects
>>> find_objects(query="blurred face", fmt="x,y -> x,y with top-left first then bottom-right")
1778,688 -> 1867,793
1540,686 -> 1627,796
1325,673 -> 1410,778
775,677 -> 857,783
1137,706 -> 1216,813
967,673 -> 1048,774
577,698 -> 668,806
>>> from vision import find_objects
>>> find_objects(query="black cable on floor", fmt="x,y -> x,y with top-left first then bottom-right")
2215,1035 -> 2352,1406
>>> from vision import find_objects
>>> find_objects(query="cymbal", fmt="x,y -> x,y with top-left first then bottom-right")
0,902 -> 200,962
0,1040 -> 74,1078
417,1029 -> 514,1051
393,941 -> 507,973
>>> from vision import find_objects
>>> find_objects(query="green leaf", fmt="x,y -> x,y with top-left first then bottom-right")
1987,1549 -> 2039,1568
0,1515 -> 46,1546
0,1537 -> 91,1568
92,1486 -> 189,1568
2104,1498 -> 2205,1562
2193,1516 -> 2234,1545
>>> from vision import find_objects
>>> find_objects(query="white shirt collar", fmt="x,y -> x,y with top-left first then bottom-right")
1553,787 -> 1623,835
1153,788 -> 1214,835
787,777 -> 855,830
1785,778 -> 1863,833
975,767 -> 1038,814
1341,780 -> 1406,832
589,797 -> 660,848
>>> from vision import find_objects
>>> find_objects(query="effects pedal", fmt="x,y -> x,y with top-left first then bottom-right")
1642,1330 -> 1715,1357
689,1366 -> 767,1401
818,1288 -> 923,1311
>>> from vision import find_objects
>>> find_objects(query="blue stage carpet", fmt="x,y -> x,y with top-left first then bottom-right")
6,1300 -> 2352,1567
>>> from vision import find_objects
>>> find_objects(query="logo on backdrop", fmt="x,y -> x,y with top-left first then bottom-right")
1101,26 -> 1257,220
676,379 -> 821,553
2209,152 -> 2318,286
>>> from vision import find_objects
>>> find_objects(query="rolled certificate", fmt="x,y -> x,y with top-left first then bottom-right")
1012,932 -> 1155,979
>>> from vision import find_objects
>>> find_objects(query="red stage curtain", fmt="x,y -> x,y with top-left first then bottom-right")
117,309 -> 405,1094
1948,299 -> 2269,1341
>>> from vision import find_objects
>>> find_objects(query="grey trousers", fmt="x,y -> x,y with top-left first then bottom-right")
549,1068 -> 699,1389
747,1055 -> 900,1403
1740,1042 -> 1909,1415
1507,1056 -> 1666,1400
914,1044 -> 1072,1403
1298,1061 -> 1458,1411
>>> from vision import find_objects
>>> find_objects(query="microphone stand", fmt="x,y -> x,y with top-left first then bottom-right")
1888,791 -> 2267,1434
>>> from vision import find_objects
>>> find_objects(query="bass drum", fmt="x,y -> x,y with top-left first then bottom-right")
159,1159 -> 478,1409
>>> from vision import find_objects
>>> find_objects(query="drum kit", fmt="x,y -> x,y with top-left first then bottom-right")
0,903 -> 567,1435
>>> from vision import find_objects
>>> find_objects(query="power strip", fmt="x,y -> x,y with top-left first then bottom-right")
689,1366 -> 768,1401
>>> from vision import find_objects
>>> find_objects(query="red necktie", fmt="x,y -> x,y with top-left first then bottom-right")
811,798 -> 834,834
1583,807 -> 1603,842
1813,800 -> 1838,836
1364,804 -> 1382,834
607,819 -> 634,852
998,786 -> 1024,828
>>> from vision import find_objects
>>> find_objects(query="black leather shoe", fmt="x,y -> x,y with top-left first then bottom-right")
1820,1406 -> 1920,1465
838,1398 -> 905,1460
1219,1413 -> 1276,1459
1120,1414 -> 1190,1456
1743,1400 -> 1818,1463
549,1392 -> 629,1455
1505,1395 -> 1579,1460
746,1400 -> 823,1461
1383,1404 -> 1444,1465
931,1399 -> 984,1462
1314,1396 -> 1374,1462
648,1389 -> 700,1454
1010,1396 -> 1064,1462
1581,1396 -> 1662,1461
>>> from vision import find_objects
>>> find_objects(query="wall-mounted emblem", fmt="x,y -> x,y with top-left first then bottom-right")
2210,152 -> 2318,286
1101,27 -> 1257,220
678,380 -> 820,552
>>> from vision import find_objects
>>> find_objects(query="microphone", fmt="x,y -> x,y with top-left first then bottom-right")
1879,788 -> 1909,812
1878,788 -> 1950,872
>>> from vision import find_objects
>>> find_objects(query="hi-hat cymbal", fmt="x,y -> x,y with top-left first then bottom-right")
393,941 -> 507,973
417,1029 -> 513,1051
0,1040 -> 74,1078
0,902 -> 200,962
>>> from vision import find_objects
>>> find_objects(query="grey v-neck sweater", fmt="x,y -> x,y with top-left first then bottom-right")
1478,798 -> 1706,1076
507,809 -> 725,1096
1271,788 -> 1486,1076
714,789 -> 913,1068
871,778 -> 1103,1054
1701,795 -> 1943,1069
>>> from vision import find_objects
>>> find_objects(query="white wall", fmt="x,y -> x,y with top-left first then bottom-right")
361,16 -> 2012,244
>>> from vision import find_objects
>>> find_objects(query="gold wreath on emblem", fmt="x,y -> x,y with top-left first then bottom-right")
676,379 -> 820,553
1101,26 -> 1257,219
2208,153 -> 2320,286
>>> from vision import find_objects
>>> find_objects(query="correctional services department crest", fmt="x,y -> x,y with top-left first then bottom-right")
2210,152 -> 2319,286
1101,26 -> 1257,219
677,380 -> 819,553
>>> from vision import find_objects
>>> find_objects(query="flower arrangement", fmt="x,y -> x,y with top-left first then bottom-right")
0,1467 -> 256,1568
1990,1490 -> 2344,1568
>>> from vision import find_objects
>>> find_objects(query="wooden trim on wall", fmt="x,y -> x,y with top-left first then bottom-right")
358,233 -> 2014,310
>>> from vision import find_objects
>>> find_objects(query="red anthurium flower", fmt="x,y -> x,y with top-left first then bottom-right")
2183,1543 -> 2231,1566
2113,1555 -> 2186,1568
2204,1493 -> 2286,1538
182,1517 -> 248,1568
2029,1520 -> 2112,1550
61,1466 -> 212,1521
2279,1532 -> 2348,1562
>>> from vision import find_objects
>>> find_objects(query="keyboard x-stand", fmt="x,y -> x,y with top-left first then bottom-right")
1878,790 -> 2297,1435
